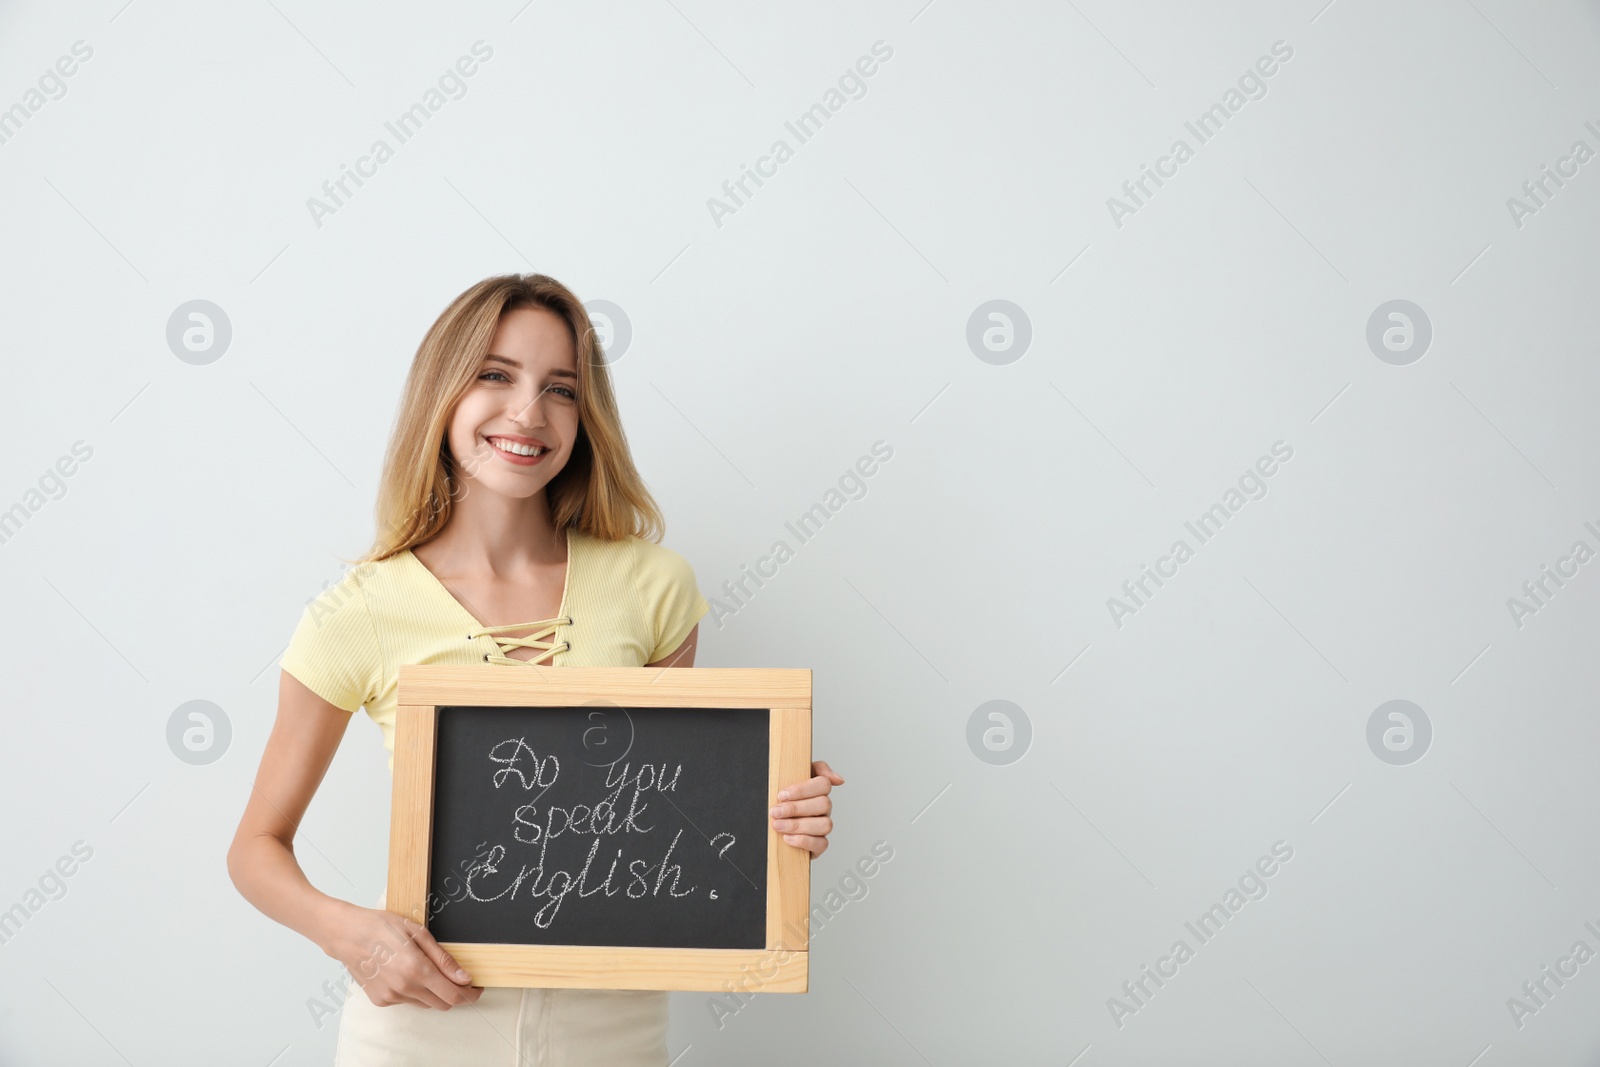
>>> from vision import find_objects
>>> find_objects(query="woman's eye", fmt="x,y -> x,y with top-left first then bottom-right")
479,370 -> 511,383
552,385 -> 577,400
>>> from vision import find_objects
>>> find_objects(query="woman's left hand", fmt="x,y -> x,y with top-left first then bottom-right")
770,760 -> 844,857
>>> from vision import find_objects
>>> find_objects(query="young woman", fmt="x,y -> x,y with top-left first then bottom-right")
227,273 -> 843,1065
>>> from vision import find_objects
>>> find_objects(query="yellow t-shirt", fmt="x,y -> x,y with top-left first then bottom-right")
279,527 -> 710,773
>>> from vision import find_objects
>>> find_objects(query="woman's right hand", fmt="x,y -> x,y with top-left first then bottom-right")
319,902 -> 483,1010
228,674 -> 482,1012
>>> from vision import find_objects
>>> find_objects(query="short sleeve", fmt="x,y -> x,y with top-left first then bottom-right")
636,539 -> 711,663
279,568 -> 383,712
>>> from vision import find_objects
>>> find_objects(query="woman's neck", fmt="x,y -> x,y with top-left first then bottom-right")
415,488 -> 566,578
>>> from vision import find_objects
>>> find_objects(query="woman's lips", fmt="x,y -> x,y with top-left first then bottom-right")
485,436 -> 548,466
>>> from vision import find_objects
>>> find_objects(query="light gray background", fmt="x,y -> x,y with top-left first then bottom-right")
2,0 -> 1598,1063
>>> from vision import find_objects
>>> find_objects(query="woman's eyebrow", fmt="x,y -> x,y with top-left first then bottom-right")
483,353 -> 577,380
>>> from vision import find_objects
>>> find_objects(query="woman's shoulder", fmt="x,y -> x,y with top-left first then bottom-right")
306,553 -> 409,611
580,530 -> 697,577
618,535 -> 709,658
282,556 -> 395,711
292,551 -> 428,647
572,530 -> 703,608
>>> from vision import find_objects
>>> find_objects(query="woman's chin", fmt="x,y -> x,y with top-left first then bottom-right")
466,471 -> 556,501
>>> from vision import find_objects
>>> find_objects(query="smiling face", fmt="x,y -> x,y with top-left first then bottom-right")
444,305 -> 581,502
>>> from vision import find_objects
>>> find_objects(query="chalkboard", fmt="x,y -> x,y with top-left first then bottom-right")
389,665 -> 812,991
427,704 -> 771,950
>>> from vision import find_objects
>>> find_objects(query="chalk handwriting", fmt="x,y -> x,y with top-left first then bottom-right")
450,737 -> 733,929
488,736 -> 559,790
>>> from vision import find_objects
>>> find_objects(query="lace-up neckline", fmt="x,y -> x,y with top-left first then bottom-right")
403,528 -> 576,667
468,616 -> 571,666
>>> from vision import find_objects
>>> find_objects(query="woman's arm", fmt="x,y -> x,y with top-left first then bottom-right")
226,670 -> 481,1010
226,670 -> 353,945
646,624 -> 845,857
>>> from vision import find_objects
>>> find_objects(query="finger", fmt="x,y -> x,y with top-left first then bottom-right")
403,920 -> 474,985
397,929 -> 478,1009
436,978 -> 481,1007
776,775 -> 833,802
772,816 -> 832,836
812,760 -> 845,784
400,979 -> 454,1011
770,795 -> 831,818
413,963 -> 477,1009
419,950 -> 481,1005
782,833 -> 829,856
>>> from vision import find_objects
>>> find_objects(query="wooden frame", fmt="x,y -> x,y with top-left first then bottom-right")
389,665 -> 811,992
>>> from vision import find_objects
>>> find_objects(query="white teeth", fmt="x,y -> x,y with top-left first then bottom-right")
491,438 -> 544,457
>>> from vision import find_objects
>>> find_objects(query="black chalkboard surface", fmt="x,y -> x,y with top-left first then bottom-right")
427,705 -> 770,950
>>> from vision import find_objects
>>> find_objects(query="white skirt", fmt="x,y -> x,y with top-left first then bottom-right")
333,892 -> 669,1067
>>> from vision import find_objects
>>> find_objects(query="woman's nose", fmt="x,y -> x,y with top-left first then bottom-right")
509,387 -> 548,427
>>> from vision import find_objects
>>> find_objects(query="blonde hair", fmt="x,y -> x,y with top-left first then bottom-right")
360,273 -> 664,562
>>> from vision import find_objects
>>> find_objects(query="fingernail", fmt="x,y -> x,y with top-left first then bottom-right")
769,806 -> 781,816
777,790 -> 789,801
455,968 -> 469,980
